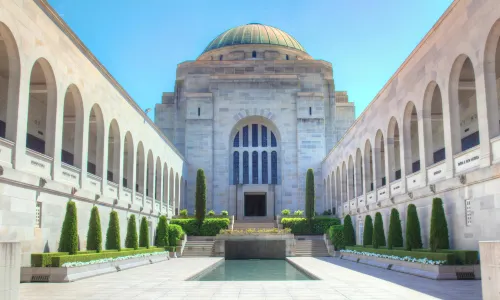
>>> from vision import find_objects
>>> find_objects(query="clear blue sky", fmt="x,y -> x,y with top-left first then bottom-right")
48,0 -> 453,118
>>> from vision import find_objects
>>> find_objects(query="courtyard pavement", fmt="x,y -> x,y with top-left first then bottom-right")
20,256 -> 481,300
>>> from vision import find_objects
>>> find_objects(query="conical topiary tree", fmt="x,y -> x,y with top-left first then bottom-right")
86,206 -> 102,252
195,169 -> 206,225
155,215 -> 169,247
58,200 -> 78,254
387,208 -> 403,249
343,214 -> 356,246
105,210 -> 121,251
372,212 -> 386,249
139,216 -> 150,248
305,169 -> 315,222
362,215 -> 373,246
405,204 -> 423,250
125,215 -> 138,250
429,197 -> 449,251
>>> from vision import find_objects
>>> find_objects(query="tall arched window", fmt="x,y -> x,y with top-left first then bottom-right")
243,151 -> 249,184
233,151 -> 239,184
231,120 -> 280,185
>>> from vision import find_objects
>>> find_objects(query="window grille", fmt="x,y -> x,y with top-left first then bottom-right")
35,202 -> 42,228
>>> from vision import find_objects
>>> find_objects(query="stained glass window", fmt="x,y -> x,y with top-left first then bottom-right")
243,126 -> 249,147
252,151 -> 258,184
271,151 -> 278,184
271,132 -> 277,147
252,124 -> 258,147
233,132 -> 239,147
261,126 -> 267,147
233,151 -> 239,184
262,151 -> 268,184
243,151 -> 249,184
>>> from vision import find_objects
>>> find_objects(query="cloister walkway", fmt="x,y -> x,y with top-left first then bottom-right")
20,257 -> 481,300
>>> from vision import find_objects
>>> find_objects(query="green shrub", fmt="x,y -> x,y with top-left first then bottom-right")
387,208 -> 403,250
328,225 -> 345,250
51,247 -> 165,267
345,246 -> 455,264
281,209 -> 290,216
168,224 -> 185,246
220,210 -> 228,216
430,197 -> 449,251
139,216 -> 149,248
179,209 -> 188,217
86,206 -> 102,253
207,210 -> 215,216
31,252 -> 68,267
195,169 -> 207,224
170,218 -> 229,236
405,204 -> 423,250
200,218 -> 230,236
305,168 -> 315,221
372,212 -> 386,249
413,249 -> 479,265
322,209 -> 332,216
293,210 -> 304,216
155,215 -> 169,247
281,217 -> 340,235
105,210 -> 121,251
362,215 -> 373,247
125,215 -> 138,250
343,215 -> 355,246
58,200 -> 78,254
165,246 -> 176,252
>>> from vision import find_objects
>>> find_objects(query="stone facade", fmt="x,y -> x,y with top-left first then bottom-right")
155,28 -> 355,219
321,0 -> 500,251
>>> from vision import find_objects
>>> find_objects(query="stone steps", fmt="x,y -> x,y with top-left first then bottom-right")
233,222 -> 276,230
181,239 -> 215,257
295,239 -> 329,257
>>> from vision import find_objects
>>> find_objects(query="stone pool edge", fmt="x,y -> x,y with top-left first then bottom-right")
184,258 -> 225,281
285,258 -> 322,280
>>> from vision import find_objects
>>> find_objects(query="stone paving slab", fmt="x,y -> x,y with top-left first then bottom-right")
19,257 -> 481,300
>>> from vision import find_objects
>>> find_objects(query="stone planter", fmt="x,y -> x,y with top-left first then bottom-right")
214,233 -> 296,258
340,252 -> 481,280
21,252 -> 170,283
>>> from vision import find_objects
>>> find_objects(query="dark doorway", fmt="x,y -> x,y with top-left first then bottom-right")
244,193 -> 266,216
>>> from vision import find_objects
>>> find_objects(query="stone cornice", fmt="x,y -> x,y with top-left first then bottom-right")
210,74 -> 298,81
33,0 -> 185,161
184,92 -> 213,98
296,92 -> 324,98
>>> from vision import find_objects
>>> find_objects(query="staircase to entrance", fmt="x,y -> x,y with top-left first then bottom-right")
295,235 -> 329,257
181,236 -> 215,257
233,218 -> 276,230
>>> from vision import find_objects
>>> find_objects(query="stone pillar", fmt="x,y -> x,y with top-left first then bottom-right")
479,241 -> 500,300
0,242 -> 20,300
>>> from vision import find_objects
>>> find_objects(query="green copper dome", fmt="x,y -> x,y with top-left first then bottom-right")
203,23 -> 306,53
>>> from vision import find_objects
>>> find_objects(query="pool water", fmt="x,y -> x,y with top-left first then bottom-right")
194,259 -> 314,281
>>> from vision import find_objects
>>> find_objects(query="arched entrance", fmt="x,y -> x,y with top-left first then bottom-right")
229,116 -> 280,220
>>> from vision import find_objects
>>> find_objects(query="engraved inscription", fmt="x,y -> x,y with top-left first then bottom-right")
62,171 -> 77,179
31,160 -> 45,168
433,170 -> 442,176
457,155 -> 479,167
90,181 -> 97,186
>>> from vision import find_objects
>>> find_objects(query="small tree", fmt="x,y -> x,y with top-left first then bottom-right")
155,215 -> 169,247
429,197 -> 449,251
343,214 -> 356,246
86,206 -> 102,252
372,212 -> 386,249
58,200 -> 78,254
305,169 -> 315,222
139,216 -> 150,248
105,210 -> 121,251
405,204 -> 423,250
362,215 -> 373,246
195,169 -> 207,225
387,208 -> 403,249
125,215 -> 138,250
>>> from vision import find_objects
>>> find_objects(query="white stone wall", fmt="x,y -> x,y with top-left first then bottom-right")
322,0 -> 500,250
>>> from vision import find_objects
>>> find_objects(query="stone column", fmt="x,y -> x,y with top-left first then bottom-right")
475,70 -> 493,168
50,88 -> 65,181
417,109 -> 428,185
0,242 -> 20,300
12,69 -> 30,171
479,241 -> 500,300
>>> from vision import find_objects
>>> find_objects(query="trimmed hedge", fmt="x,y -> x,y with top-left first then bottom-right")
86,206 -> 102,252
51,247 -> 165,267
372,212 -> 386,248
281,217 -> 340,235
430,197 -> 449,251
139,216 -> 150,248
125,215 -> 138,250
388,208 -> 403,250
414,249 -> 479,265
105,211 -> 121,251
58,201 -> 78,254
305,168 -> 315,221
343,215 -> 355,246
32,252 -> 68,267
168,224 -> 185,247
363,215 -> 373,246
346,246 -> 455,264
170,218 -> 230,236
406,204 -> 423,250
328,225 -> 345,250
195,169 -> 207,224
155,216 -> 169,247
